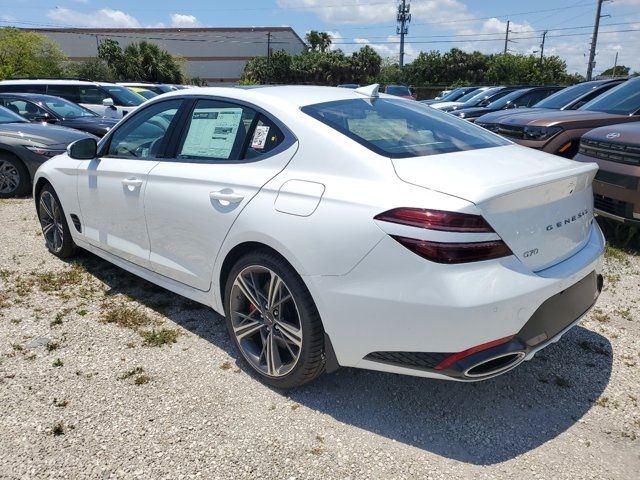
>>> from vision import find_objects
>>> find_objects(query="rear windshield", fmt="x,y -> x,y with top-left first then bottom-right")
301,98 -> 509,158
535,81 -> 604,109
580,79 -> 640,115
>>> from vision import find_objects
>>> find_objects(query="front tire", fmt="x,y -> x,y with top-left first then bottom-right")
224,250 -> 325,389
0,154 -> 29,198
38,184 -> 77,258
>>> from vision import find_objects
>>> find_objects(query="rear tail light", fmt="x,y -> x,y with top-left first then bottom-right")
374,208 -> 494,233
392,236 -> 512,264
375,208 -> 512,264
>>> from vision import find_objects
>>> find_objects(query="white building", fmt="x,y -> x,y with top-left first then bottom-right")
30,27 -> 306,85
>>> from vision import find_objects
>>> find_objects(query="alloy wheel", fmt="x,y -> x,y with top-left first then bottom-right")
39,191 -> 64,253
229,266 -> 303,377
0,159 -> 20,194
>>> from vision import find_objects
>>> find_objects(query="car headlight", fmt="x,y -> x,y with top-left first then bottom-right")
522,126 -> 562,141
24,146 -> 66,158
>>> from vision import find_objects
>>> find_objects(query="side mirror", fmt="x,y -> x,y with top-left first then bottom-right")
102,98 -> 115,107
67,138 -> 97,160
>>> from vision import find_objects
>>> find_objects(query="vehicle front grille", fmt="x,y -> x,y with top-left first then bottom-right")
579,138 -> 640,166
594,194 -> 634,218
364,351 -> 451,370
496,125 -> 525,139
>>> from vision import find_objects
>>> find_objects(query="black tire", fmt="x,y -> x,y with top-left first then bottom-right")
38,183 -> 77,258
0,153 -> 30,198
224,250 -> 325,389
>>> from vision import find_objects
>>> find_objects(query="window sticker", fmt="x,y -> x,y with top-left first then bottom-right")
181,108 -> 243,158
251,125 -> 270,150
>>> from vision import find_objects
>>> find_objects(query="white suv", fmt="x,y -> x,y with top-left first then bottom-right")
0,79 -> 145,118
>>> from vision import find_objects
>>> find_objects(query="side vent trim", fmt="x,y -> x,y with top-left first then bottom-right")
70,214 -> 82,233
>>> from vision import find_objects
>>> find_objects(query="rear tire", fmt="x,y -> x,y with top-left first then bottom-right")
38,184 -> 77,258
224,250 -> 325,389
0,154 -> 29,198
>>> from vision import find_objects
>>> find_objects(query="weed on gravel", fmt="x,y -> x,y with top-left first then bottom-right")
36,265 -> 85,292
140,328 -> 179,347
102,303 -> 157,330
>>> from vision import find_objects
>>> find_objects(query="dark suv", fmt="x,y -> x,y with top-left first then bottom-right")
574,122 -> 640,226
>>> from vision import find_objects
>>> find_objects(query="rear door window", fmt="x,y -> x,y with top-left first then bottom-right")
2,99 -> 47,120
46,85 -> 82,103
176,99 -> 258,162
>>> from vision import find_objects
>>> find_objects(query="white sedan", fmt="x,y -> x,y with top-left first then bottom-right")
33,84 -> 604,389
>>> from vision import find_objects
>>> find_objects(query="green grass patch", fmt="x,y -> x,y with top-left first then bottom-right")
140,328 -> 179,347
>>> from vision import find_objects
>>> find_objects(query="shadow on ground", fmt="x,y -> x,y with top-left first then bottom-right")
70,250 -> 613,466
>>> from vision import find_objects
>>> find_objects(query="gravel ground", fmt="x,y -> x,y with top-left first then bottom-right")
0,197 -> 639,479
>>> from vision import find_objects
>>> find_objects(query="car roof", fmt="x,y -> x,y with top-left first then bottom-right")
0,92 -> 72,102
157,85 -> 406,108
0,79 -> 119,86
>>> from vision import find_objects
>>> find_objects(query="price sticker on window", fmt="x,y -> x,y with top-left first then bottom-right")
251,125 -> 270,150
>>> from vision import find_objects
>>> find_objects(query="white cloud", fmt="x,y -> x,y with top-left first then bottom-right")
170,13 -> 200,28
47,8 -> 142,28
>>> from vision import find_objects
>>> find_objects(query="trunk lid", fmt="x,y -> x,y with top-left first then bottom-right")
391,145 -> 598,271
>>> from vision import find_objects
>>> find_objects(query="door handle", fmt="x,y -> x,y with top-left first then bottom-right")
209,190 -> 244,204
122,177 -> 143,188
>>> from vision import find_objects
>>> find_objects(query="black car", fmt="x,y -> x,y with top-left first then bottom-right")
0,93 -> 118,137
0,106 -> 94,197
438,86 -> 521,112
450,86 -> 564,122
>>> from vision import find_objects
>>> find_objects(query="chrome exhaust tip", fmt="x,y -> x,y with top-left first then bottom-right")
464,351 -> 526,378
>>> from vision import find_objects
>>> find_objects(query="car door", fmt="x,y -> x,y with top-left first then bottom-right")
144,97 -> 297,291
76,99 -> 185,268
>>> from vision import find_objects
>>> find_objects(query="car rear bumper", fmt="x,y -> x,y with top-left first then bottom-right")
305,222 -> 604,381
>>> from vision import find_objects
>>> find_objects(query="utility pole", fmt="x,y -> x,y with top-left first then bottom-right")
503,20 -> 510,54
586,0 -> 605,80
396,0 -> 411,68
540,30 -> 547,82
612,51 -> 618,77
266,32 -> 271,84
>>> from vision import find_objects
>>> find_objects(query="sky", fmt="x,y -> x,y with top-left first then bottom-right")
0,0 -> 639,76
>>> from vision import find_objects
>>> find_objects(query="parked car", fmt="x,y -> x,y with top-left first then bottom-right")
421,86 -> 480,105
337,84 -> 360,89
476,77 -> 640,158
433,89 -> 452,100
476,79 -> 626,126
438,86 -> 521,113
428,86 -> 496,110
574,122 -> 640,226
33,84 -> 604,388
117,82 -> 176,95
0,79 -> 145,118
0,106 -> 94,197
383,85 -> 415,100
0,93 -> 118,137
450,86 -> 564,122
127,87 -> 159,100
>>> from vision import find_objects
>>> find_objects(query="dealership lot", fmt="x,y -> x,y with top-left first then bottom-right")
0,198 -> 638,479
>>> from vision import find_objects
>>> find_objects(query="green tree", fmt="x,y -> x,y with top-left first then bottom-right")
98,39 -> 184,83
305,31 -> 332,53
0,27 -> 67,80
65,58 -> 115,81
350,46 -> 382,84
600,65 -> 630,77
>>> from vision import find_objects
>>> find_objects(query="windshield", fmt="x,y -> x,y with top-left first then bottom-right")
535,81 -> 605,109
485,89 -> 530,109
456,87 -> 492,103
136,89 -> 159,100
461,87 -> 505,107
580,79 -> 640,115
386,86 -> 411,96
0,105 -> 28,124
42,97 -> 98,118
302,98 -> 509,158
103,86 -> 145,106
